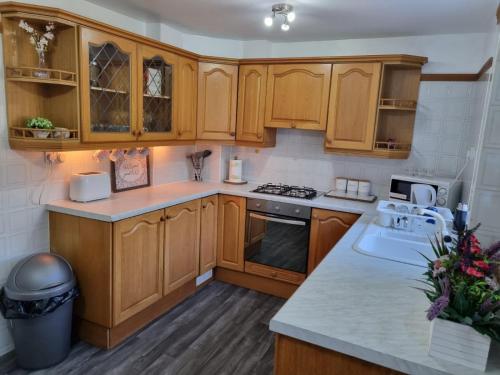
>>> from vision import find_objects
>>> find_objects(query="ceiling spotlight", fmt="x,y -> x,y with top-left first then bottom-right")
264,3 -> 295,32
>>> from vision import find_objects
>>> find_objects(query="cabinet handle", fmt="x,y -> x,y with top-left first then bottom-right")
230,131 -> 236,137
138,130 -> 144,136
257,133 -> 263,139
202,204 -> 207,209
177,130 -> 182,136
326,137 -> 333,144
291,122 -> 297,129
160,216 -> 165,222
132,130 -> 137,136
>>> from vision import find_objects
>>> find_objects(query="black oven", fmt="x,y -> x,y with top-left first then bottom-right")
245,198 -> 311,274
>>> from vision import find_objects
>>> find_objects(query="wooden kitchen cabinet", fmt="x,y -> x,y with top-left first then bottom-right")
308,208 -> 359,274
236,65 -> 276,146
177,56 -> 198,140
265,64 -> 332,131
137,45 -> 178,141
217,195 -> 246,271
200,195 -> 218,274
325,63 -> 382,151
80,27 -> 138,143
164,200 -> 201,294
113,210 -> 164,324
197,63 -> 238,140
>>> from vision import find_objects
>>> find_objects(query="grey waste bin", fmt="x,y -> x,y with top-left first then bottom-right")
1,253 -> 77,370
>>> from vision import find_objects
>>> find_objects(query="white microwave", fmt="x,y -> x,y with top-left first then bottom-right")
389,174 -> 462,209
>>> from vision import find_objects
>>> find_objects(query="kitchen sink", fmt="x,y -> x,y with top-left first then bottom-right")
353,218 -> 436,267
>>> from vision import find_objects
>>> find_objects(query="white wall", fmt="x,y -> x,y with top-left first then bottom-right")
469,30 -> 500,247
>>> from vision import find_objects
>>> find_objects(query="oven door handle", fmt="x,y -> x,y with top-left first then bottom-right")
249,212 -> 307,226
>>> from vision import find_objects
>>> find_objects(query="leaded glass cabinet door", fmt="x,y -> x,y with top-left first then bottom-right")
80,28 -> 137,142
138,46 -> 177,141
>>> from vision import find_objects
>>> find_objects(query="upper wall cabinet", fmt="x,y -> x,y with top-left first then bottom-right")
236,65 -> 276,146
2,14 -> 80,150
265,64 -> 332,131
137,45 -> 177,141
325,63 -> 382,151
80,27 -> 138,143
177,57 -> 198,140
197,63 -> 238,141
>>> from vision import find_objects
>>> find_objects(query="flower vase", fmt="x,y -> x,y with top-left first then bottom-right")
33,48 -> 49,79
428,318 -> 491,371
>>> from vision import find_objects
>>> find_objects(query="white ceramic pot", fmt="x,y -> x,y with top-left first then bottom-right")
53,127 -> 70,139
30,129 -> 50,138
428,318 -> 491,371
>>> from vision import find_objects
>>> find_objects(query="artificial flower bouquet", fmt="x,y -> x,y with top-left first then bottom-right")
421,225 -> 500,371
421,225 -> 500,340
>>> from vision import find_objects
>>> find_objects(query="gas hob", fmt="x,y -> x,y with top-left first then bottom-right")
251,183 -> 318,200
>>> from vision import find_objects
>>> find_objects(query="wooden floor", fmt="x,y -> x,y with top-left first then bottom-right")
0,281 -> 285,375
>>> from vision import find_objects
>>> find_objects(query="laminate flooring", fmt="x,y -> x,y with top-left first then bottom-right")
0,281 -> 285,375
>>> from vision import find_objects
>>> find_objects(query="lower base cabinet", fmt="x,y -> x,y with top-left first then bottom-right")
164,200 -> 201,294
274,334 -> 403,375
49,196 -> 218,349
113,210 -> 164,325
307,209 -> 360,274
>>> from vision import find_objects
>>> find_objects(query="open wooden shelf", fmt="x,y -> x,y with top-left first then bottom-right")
6,66 -> 77,86
2,14 -> 81,150
379,98 -> 417,111
9,126 -> 79,140
374,141 -> 411,151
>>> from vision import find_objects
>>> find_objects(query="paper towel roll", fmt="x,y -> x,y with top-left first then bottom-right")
229,159 -> 243,181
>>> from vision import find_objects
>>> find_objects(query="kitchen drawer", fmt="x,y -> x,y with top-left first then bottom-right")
245,261 -> 305,285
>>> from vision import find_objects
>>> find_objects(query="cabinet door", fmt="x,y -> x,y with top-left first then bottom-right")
80,27 -> 137,142
325,63 -> 382,150
200,195 -> 218,274
137,45 -> 177,141
236,65 -> 275,145
265,64 -> 332,130
217,195 -> 246,271
177,56 -> 198,140
164,200 -> 201,294
113,210 -> 164,325
308,209 -> 359,274
197,63 -> 238,140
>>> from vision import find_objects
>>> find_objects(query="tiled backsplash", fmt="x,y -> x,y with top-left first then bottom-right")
227,82 -> 486,199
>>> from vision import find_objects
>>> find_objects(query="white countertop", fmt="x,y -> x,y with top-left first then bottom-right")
46,180 -> 372,222
270,214 -> 500,375
46,180 -> 500,374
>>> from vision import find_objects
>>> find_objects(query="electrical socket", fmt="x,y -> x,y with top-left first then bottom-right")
466,147 -> 476,161
44,152 -> 65,165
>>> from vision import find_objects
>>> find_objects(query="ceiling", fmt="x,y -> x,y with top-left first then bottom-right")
86,0 -> 498,42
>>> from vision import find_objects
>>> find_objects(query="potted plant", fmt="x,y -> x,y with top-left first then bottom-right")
420,226 -> 500,371
26,117 -> 54,138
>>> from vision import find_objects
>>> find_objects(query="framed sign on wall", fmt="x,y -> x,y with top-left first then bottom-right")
111,155 -> 151,192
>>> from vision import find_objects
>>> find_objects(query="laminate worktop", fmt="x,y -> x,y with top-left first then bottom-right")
45,180 -> 373,222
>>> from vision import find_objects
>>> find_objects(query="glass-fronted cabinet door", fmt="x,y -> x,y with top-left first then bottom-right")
80,27 -> 137,142
138,46 -> 177,141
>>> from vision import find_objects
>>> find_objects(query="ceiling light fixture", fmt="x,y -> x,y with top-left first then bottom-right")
264,3 -> 295,32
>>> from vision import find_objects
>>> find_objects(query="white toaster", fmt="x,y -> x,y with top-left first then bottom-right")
69,172 -> 111,202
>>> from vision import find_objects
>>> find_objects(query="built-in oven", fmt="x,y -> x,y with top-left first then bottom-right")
245,198 -> 311,274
